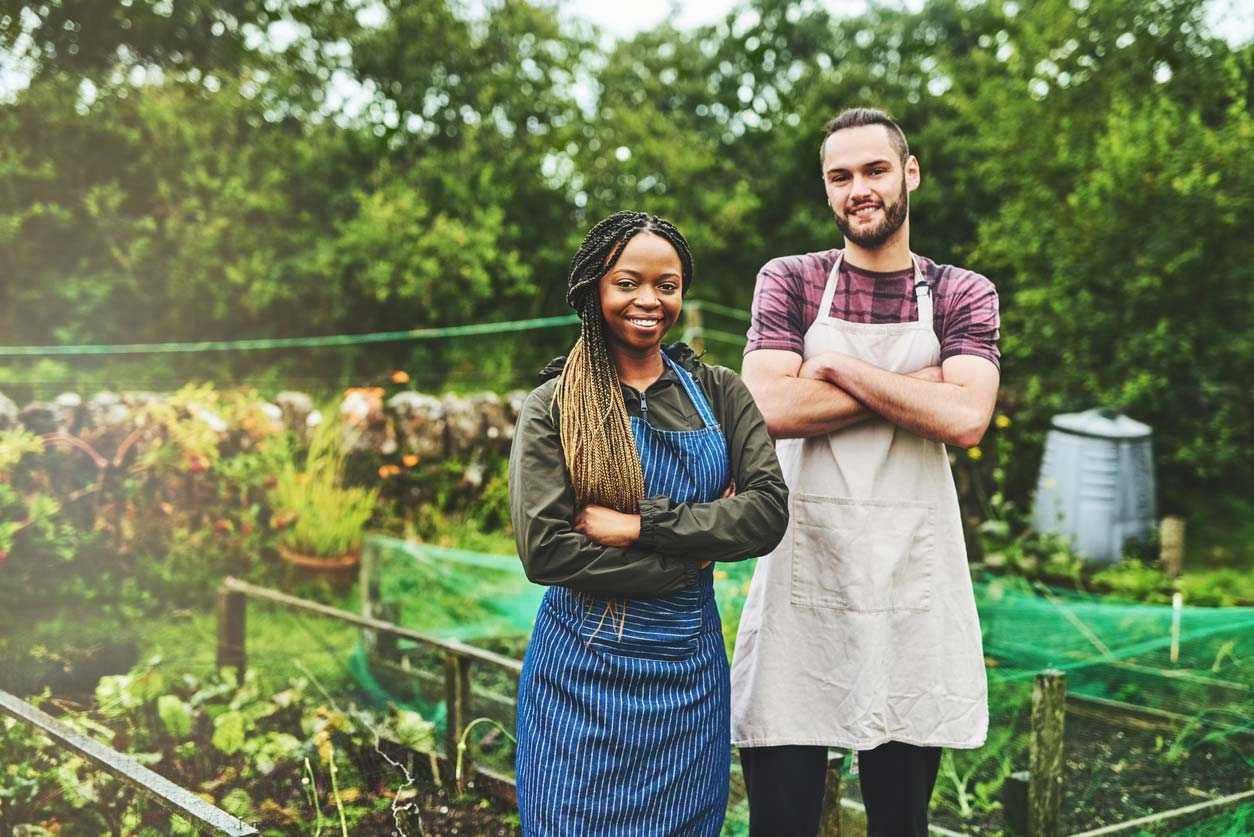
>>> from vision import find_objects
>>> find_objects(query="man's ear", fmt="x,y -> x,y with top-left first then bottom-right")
905,155 -> 921,192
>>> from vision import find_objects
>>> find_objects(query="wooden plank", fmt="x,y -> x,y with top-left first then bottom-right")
216,588 -> 246,674
222,577 -> 522,674
0,688 -> 259,836
1030,670 -> 1066,837
1067,788 -> 1254,836
1062,692 -> 1246,736
445,653 -> 473,785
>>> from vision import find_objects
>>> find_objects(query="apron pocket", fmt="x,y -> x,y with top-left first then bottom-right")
578,596 -> 702,662
789,494 -> 935,613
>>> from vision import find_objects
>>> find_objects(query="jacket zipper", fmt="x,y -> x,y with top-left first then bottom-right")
638,390 -> 649,424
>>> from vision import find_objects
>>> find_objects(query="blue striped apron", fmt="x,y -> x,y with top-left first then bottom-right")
516,353 -> 732,836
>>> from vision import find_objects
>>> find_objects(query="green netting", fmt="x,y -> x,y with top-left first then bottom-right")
1169,802 -> 1254,836
352,536 -> 1254,833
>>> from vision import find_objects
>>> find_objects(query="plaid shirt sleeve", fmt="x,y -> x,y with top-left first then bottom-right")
939,269 -> 1000,368
745,257 -> 807,355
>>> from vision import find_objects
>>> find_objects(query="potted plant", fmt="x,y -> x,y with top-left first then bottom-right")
270,418 -> 377,583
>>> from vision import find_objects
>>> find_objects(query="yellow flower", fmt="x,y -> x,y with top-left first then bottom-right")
967,446 -> 983,461
402,454 -> 420,468
378,464 -> 402,479
391,370 -> 410,384
995,414 -> 1011,429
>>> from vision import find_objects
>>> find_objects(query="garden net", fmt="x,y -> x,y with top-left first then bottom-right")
353,536 -> 1254,834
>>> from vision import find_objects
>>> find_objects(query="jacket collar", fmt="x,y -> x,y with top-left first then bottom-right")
538,342 -> 701,384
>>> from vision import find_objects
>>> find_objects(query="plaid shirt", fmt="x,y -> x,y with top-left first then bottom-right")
745,249 -> 1000,368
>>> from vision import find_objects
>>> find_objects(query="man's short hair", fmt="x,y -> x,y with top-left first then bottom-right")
819,107 -> 910,164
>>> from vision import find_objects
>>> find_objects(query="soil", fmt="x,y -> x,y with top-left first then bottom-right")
910,713 -> 1254,835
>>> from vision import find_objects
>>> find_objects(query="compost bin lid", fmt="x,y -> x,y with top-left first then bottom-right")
1050,408 -> 1152,440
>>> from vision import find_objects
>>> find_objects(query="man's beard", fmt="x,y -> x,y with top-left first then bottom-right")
833,179 -> 909,249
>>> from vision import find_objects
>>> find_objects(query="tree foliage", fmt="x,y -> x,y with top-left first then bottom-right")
0,0 -> 1250,501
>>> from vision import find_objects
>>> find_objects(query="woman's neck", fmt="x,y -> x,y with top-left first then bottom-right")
611,344 -> 666,391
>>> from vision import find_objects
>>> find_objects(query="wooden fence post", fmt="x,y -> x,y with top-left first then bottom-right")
1003,770 -> 1031,835
445,653 -> 473,783
217,585 -> 247,675
1029,670 -> 1066,837
684,302 -> 705,355
1159,516 -> 1186,579
818,750 -> 843,836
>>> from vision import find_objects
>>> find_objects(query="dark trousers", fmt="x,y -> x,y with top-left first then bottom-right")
740,741 -> 942,837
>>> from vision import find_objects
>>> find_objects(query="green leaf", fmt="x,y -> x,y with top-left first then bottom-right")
212,711 -> 246,755
157,695 -> 192,738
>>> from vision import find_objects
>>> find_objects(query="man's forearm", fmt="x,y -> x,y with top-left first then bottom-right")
747,374 -> 872,439
815,353 -> 992,448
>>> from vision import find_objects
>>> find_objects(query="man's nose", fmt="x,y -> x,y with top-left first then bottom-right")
849,175 -> 873,199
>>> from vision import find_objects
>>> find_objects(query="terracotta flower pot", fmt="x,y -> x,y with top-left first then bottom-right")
277,545 -> 360,588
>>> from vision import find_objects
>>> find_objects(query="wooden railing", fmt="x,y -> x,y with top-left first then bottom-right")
217,575 -> 522,788
0,687 -> 258,836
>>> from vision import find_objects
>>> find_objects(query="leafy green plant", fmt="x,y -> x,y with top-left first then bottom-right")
270,420 -> 378,559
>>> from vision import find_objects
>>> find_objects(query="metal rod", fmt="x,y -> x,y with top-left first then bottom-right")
222,577 -> 523,674
0,688 -> 259,836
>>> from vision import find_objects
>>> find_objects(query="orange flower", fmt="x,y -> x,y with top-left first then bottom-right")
402,454 -> 419,468
390,370 -> 410,384
378,464 -> 402,479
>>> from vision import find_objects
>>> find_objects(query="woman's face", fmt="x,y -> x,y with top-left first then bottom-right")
598,232 -> 683,356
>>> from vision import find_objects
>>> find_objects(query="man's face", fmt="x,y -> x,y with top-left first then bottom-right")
821,125 -> 918,250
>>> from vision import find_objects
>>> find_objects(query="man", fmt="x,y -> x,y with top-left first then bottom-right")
729,107 -> 999,837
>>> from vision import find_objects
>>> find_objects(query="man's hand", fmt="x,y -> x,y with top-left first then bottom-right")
801,353 -> 942,384
805,352 -> 999,448
573,505 -> 641,547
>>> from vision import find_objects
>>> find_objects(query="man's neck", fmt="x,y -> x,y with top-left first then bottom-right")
841,224 -> 913,272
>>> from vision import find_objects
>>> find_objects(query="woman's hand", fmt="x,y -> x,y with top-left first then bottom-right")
573,504 -> 642,547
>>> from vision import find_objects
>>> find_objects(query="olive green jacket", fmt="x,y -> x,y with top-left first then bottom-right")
508,343 -> 788,597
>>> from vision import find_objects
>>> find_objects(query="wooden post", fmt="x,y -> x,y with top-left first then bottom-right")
1003,770 -> 1030,835
818,750 -> 843,836
1159,516 -> 1186,579
360,538 -> 381,654
1029,670 -> 1066,837
376,602 -> 401,662
445,653 -> 473,784
684,302 -> 705,355
216,586 -> 247,675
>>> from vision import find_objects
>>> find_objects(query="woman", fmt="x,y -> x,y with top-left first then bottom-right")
508,211 -> 789,835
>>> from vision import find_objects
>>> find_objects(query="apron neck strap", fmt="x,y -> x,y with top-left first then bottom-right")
661,352 -> 719,429
817,251 -> 932,329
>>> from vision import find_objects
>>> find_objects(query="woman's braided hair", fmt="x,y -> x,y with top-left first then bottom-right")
553,211 -> 694,513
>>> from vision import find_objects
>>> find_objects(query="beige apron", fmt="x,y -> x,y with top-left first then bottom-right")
730,252 -> 988,751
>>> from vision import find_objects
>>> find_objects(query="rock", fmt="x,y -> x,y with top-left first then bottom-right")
52,392 -> 83,433
18,402 -> 57,435
85,392 -> 129,435
468,391 -> 511,449
442,394 -> 481,456
276,391 -> 314,437
341,387 -> 395,455
0,392 -> 20,430
389,392 -> 446,461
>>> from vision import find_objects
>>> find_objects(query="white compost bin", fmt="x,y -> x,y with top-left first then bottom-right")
1032,409 -> 1155,564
